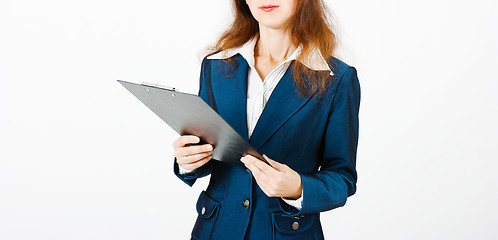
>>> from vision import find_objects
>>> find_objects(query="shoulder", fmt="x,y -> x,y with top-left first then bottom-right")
201,54 -> 247,76
323,57 -> 360,101
327,57 -> 359,88
203,54 -> 245,64
327,56 -> 356,79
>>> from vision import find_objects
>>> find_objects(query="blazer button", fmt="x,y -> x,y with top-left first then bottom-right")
292,222 -> 299,230
246,169 -> 250,173
243,199 -> 250,209
201,207 -> 206,215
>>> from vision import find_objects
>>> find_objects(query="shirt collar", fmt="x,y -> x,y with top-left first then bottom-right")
207,37 -> 334,76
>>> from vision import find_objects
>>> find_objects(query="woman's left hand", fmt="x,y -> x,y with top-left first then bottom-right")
241,154 -> 302,199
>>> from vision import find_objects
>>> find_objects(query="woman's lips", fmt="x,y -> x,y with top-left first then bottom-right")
260,5 -> 278,12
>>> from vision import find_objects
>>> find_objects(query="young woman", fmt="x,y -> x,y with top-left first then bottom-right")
172,0 -> 360,239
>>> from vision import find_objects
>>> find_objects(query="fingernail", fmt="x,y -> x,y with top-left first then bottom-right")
240,157 -> 246,163
205,145 -> 213,151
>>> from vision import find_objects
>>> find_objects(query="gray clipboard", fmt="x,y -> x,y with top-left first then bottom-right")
118,80 -> 264,166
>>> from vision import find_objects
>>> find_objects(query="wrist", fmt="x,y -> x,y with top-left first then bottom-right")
287,188 -> 302,200
285,179 -> 302,199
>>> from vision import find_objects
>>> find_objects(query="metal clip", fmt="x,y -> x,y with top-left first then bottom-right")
141,82 -> 176,91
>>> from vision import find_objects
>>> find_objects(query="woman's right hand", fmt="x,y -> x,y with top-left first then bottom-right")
173,135 -> 213,171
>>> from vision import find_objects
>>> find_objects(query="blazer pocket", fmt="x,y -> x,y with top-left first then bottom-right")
271,213 -> 318,240
191,191 -> 221,240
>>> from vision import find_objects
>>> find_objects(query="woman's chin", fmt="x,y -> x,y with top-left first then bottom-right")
257,20 -> 290,31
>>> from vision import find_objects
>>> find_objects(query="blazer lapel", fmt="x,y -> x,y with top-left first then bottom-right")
249,62 -> 322,150
211,55 -> 249,141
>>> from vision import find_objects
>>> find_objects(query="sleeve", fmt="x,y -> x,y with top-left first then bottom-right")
173,57 -> 214,187
279,66 -> 360,216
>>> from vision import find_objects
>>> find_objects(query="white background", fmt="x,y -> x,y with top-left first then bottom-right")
1,0 -> 497,239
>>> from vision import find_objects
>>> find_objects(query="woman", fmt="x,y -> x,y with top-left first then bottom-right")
172,0 -> 360,239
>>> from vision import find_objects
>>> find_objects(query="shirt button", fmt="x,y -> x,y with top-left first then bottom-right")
243,199 -> 250,209
292,222 -> 299,230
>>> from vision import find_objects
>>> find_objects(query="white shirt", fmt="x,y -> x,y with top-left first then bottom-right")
180,37 -> 334,210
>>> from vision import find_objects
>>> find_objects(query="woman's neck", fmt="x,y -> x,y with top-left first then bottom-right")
255,25 -> 297,63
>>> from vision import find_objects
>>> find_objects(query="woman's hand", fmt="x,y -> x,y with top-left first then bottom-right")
241,155 -> 302,199
173,135 -> 213,171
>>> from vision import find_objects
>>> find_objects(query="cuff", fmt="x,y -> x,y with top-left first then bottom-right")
281,189 -> 303,210
178,162 -> 195,175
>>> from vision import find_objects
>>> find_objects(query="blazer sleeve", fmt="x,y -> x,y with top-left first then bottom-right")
280,66 -> 360,216
173,57 -> 214,187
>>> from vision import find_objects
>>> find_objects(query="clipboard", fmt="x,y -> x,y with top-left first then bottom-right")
118,80 -> 265,167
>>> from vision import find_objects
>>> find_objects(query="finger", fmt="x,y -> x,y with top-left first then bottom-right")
241,156 -> 270,181
182,150 -> 213,164
172,135 -> 200,148
263,155 -> 286,172
182,155 -> 212,171
241,156 -> 261,175
241,157 -> 279,197
246,155 -> 278,174
241,156 -> 263,172
176,144 -> 213,157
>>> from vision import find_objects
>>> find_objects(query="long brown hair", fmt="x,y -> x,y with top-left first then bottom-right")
208,0 -> 338,95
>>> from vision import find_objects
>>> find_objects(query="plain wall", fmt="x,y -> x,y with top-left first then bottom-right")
1,0 -> 497,239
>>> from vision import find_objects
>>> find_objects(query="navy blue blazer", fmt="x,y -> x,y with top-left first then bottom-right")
174,54 -> 360,240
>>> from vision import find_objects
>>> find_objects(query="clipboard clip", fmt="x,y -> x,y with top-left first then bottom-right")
141,82 -> 176,91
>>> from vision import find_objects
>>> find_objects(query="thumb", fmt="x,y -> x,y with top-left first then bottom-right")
263,155 -> 286,171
